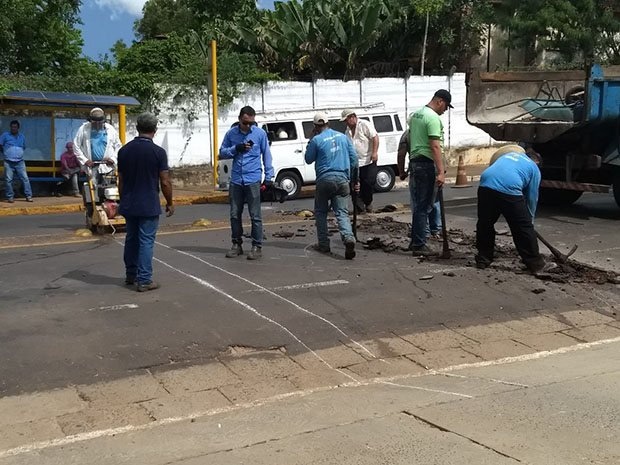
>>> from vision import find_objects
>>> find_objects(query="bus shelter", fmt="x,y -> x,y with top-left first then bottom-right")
0,91 -> 140,180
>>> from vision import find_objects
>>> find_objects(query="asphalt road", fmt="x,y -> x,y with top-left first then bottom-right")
1,186 -> 619,396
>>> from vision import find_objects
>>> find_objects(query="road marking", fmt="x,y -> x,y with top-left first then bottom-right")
6,336 -> 620,459
379,381 -> 473,398
439,372 -> 529,388
156,241 -> 377,360
88,304 -> 139,312
251,280 -> 350,292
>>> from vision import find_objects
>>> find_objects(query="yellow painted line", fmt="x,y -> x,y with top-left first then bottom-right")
0,219 -> 311,250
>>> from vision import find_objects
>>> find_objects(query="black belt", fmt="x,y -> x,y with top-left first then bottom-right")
411,156 -> 433,163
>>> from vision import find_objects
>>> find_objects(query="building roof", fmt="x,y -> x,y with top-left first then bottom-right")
0,91 -> 140,109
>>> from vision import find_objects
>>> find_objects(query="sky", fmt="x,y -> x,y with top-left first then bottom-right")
79,0 -> 276,60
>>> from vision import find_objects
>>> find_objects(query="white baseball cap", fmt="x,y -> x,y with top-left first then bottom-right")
313,112 -> 329,125
340,109 -> 356,121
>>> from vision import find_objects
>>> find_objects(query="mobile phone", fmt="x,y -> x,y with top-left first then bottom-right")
248,140 -> 254,146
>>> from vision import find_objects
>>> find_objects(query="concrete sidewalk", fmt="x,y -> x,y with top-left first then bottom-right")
0,165 -> 485,217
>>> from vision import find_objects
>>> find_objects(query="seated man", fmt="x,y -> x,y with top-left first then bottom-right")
56,142 -> 82,197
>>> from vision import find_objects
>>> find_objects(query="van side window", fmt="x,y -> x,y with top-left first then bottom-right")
373,115 -> 394,133
264,122 -> 297,141
360,117 -> 370,122
302,119 -> 347,138
394,114 -> 403,131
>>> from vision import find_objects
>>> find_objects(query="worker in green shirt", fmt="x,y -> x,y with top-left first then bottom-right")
406,89 -> 452,256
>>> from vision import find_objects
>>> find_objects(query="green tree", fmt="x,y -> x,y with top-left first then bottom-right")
134,0 -> 197,39
490,0 -> 620,67
0,0 -> 83,74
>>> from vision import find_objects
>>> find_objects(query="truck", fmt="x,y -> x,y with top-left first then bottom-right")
466,64 -> 620,207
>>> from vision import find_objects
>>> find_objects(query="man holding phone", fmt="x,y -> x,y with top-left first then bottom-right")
219,106 -> 274,260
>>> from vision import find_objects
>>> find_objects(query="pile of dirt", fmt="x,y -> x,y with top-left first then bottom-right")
355,216 -> 620,285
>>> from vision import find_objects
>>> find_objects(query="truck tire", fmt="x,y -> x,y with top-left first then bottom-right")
613,172 -> 620,209
539,187 -> 583,206
276,171 -> 302,200
374,166 -> 395,192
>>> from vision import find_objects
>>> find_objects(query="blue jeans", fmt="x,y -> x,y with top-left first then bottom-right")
4,160 -> 32,200
229,182 -> 263,247
315,175 -> 354,247
410,173 -> 441,237
124,216 -> 160,285
410,161 -> 437,247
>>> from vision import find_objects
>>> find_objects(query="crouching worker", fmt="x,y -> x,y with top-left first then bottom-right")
475,146 -> 552,274
304,112 -> 359,259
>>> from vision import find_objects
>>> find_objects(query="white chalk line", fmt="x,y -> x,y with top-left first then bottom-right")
151,255 -> 356,381
4,335 -> 620,459
379,381 -> 473,398
248,279 -> 350,292
438,372 -> 530,388
155,241 -> 377,360
88,304 -> 139,312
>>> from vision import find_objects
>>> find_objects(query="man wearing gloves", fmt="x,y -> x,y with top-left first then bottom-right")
305,112 -> 359,259
219,106 -> 274,260
475,147 -> 551,273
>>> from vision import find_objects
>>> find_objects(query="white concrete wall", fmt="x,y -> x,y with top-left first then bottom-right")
134,74 -> 493,167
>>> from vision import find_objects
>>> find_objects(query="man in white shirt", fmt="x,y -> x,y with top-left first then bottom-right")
342,109 -> 379,213
73,107 -> 122,187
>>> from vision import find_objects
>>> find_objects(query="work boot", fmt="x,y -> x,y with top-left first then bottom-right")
411,244 -> 437,257
137,281 -> 160,292
6,198 -> 14,203
365,204 -> 373,213
225,244 -> 243,258
312,243 -> 331,254
26,197 -> 33,202
247,245 -> 262,260
344,238 -> 356,260
125,275 -> 136,285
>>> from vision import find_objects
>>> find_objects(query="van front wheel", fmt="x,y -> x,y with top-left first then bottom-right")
374,166 -> 395,192
276,171 -> 302,200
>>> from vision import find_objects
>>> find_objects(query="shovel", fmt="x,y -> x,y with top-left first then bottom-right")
438,187 -> 450,259
536,231 -> 577,263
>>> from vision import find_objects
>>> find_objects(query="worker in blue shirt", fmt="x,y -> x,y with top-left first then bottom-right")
305,112 -> 359,259
0,120 -> 32,203
476,146 -> 550,273
219,106 -> 274,260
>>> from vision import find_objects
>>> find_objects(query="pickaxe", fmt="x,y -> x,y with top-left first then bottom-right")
536,231 -> 577,264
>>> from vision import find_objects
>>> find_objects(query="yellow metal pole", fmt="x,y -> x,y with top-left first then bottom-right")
211,40 -> 219,188
119,104 -> 126,145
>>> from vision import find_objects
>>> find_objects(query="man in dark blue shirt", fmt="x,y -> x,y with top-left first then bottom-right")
0,120 -> 32,203
219,106 -> 274,260
118,112 -> 174,292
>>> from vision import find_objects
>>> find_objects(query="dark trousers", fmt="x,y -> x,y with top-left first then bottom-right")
355,162 -> 377,210
476,186 -> 544,271
229,182 -> 262,247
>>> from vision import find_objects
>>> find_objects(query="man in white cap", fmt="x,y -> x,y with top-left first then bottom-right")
73,107 -> 122,185
305,112 -> 359,259
341,109 -> 379,213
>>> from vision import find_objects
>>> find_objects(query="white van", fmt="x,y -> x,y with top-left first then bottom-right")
216,105 -> 404,199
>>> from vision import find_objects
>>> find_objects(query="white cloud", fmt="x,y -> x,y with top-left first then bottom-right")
94,0 -> 147,18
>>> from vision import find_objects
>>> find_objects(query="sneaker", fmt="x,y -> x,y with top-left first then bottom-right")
125,276 -> 136,285
6,198 -> 14,203
225,244 -> 243,258
411,244 -> 437,257
26,197 -> 33,202
137,281 -> 160,292
344,238 -> 356,259
247,245 -> 262,260
429,232 -> 442,240
365,204 -> 374,213
532,261 -> 558,275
